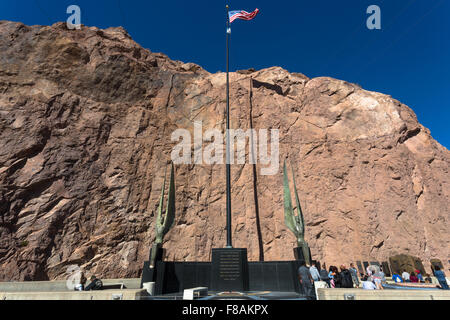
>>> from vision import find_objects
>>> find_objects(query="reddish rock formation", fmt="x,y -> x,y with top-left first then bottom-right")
0,21 -> 448,281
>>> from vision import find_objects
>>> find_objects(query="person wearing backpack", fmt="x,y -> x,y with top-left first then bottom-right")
338,265 -> 354,288
298,261 -> 316,300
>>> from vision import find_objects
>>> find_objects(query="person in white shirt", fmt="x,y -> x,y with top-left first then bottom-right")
362,281 -> 377,290
402,270 -> 411,282
309,262 -> 321,282
361,275 -> 377,290
372,272 -> 384,290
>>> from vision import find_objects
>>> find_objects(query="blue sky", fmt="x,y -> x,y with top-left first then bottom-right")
1,0 -> 449,148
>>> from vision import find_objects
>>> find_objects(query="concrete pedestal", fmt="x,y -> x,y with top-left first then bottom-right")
293,246 -> 312,264
140,244 -> 165,288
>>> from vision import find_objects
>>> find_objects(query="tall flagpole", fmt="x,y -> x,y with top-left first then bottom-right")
225,5 -> 232,248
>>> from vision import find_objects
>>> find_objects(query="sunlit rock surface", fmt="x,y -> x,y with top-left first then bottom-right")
0,21 -> 448,280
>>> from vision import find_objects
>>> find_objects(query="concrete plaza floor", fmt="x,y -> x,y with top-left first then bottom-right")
1,278 -> 449,300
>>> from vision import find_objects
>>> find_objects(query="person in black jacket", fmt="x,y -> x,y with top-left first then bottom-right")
298,261 -> 316,300
84,275 -> 103,291
320,263 -> 331,287
338,265 -> 354,288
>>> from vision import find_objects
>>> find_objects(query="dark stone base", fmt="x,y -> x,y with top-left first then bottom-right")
381,261 -> 392,277
151,260 -> 303,295
430,259 -> 444,276
389,254 -> 425,275
211,248 -> 249,292
370,261 -> 381,267
140,261 -> 156,288
293,246 -> 311,264
356,261 -> 364,274
149,243 -> 164,267
140,244 -> 165,288
248,261 -> 301,293
142,247 -> 310,295
363,261 -> 369,272
154,261 -> 212,295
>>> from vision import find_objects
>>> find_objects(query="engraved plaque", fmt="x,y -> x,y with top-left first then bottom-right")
211,248 -> 249,292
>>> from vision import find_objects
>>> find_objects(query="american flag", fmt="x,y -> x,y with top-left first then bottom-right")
228,8 -> 260,24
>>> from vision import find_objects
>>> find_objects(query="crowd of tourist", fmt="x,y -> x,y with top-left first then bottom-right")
298,260 -> 449,298
391,266 -> 449,289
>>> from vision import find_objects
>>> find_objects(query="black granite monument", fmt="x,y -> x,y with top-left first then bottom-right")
389,254 -> 425,275
370,261 -> 381,268
430,259 -> 444,275
363,261 -> 369,271
381,261 -> 391,277
293,246 -> 312,264
356,261 -> 364,275
210,248 -> 249,292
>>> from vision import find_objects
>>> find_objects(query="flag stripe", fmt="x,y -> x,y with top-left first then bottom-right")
229,8 -> 259,24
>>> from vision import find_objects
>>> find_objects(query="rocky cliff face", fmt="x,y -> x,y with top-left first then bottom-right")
0,21 -> 448,281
